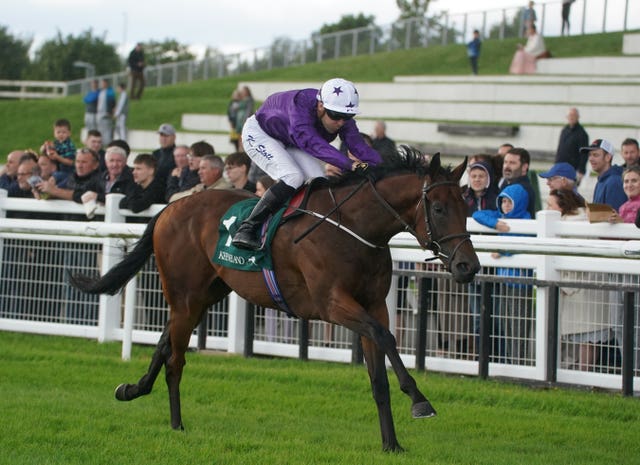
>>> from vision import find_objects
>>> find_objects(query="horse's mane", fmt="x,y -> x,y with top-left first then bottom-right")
326,145 -> 449,187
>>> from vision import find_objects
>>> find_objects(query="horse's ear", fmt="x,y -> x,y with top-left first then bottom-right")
451,156 -> 468,183
428,152 -> 441,177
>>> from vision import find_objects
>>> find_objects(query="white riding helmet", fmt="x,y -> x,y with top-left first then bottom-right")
316,78 -> 360,115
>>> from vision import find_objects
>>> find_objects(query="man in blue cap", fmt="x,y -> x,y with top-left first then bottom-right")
539,162 -> 581,198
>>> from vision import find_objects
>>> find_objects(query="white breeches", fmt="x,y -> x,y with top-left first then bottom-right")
241,115 -> 325,189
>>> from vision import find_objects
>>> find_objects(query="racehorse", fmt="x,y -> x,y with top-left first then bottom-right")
70,148 -> 480,452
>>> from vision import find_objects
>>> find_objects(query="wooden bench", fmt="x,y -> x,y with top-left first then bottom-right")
437,124 -> 519,138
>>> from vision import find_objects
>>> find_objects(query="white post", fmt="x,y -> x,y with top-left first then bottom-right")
122,277 -> 137,360
227,291 -> 247,354
534,210 -> 561,380
0,190 -> 6,316
97,194 -> 126,342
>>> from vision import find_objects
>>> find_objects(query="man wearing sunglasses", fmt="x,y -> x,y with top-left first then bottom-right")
232,77 -> 382,251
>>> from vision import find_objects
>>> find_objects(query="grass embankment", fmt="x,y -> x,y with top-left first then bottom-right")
0,31 -> 625,161
0,331 -> 638,465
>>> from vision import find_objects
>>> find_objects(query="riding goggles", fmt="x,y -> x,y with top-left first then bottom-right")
325,109 -> 354,121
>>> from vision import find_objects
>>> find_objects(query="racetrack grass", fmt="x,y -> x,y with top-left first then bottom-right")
0,331 -> 638,465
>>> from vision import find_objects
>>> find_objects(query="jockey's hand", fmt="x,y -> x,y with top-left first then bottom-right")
352,161 -> 370,178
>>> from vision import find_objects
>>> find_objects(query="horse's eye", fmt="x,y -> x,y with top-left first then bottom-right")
432,203 -> 445,215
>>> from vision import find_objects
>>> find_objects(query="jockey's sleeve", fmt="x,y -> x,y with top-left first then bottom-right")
340,121 -> 383,166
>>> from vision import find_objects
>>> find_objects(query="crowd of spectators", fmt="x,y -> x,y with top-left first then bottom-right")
1,93 -> 638,374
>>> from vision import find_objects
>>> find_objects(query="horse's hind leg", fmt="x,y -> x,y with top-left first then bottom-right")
115,321 -> 172,401
164,278 -> 232,430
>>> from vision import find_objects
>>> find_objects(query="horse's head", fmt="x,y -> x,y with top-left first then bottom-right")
419,152 -> 480,283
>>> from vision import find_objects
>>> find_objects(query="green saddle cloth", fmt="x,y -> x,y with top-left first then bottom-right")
212,198 -> 285,271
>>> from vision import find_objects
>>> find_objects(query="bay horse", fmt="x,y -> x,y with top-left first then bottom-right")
70,148 -> 480,452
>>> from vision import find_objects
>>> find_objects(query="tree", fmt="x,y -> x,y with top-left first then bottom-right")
0,25 -> 32,79
30,30 -> 121,80
312,14 -> 380,60
488,11 -> 521,40
142,39 -> 196,65
396,0 -> 434,20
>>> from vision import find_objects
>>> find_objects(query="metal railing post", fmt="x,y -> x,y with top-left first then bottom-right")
621,292 -> 636,396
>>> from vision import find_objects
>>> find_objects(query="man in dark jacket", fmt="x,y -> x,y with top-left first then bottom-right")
500,147 -> 536,218
127,43 -> 145,100
152,123 -> 177,185
555,107 -> 589,185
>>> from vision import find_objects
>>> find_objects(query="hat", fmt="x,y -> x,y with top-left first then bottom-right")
316,78 -> 360,114
579,138 -> 614,156
158,123 -> 176,136
538,162 -> 576,181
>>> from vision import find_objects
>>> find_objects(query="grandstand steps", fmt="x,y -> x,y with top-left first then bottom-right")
125,128 -> 235,155
536,56 -> 640,76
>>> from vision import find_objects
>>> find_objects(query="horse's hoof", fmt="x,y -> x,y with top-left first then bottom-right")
383,443 -> 405,453
172,423 -> 185,431
412,400 -> 437,418
114,383 -> 131,401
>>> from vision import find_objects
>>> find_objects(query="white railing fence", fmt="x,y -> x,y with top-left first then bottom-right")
0,190 -> 638,394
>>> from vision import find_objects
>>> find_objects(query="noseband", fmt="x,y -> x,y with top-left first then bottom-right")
369,178 -> 472,271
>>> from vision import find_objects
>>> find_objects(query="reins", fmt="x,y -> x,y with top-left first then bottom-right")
293,178 -> 374,246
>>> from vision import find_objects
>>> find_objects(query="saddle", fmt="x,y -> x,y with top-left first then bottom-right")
282,177 -> 329,221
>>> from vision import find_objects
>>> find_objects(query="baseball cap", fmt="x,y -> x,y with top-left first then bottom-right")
158,123 -> 176,136
538,162 -> 576,181
579,138 -> 614,156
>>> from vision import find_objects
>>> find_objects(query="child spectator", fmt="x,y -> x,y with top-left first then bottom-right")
472,183 -> 533,364
466,30 -> 481,75
224,151 -> 256,192
255,175 -> 275,197
41,118 -> 76,175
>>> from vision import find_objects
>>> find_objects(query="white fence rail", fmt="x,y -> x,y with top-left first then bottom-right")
0,80 -> 67,99
0,190 -> 638,394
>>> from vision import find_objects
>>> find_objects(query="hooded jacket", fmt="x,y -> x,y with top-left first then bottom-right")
472,183 -> 531,228
463,160 -> 499,216
472,183 -> 533,288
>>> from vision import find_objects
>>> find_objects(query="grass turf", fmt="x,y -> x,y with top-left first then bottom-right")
0,331 -> 638,465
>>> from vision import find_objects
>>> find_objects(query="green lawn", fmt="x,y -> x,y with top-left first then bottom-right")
0,331 -> 638,465
0,31 -> 627,161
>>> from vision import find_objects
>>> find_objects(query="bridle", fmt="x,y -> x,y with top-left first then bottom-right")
294,175 -> 472,270
368,178 -> 472,270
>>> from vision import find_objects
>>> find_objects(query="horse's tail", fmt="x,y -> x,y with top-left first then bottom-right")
68,213 -> 160,295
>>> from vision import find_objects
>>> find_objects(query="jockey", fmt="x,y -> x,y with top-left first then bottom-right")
231,77 -> 383,250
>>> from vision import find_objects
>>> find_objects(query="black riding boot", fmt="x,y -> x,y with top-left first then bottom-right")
232,181 -> 296,250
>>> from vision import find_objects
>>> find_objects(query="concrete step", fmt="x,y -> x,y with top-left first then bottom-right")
239,81 -> 640,125
125,129 -> 236,155
178,113 -> 638,161
359,100 -> 639,127
623,33 -> 640,54
242,79 -> 640,105
536,56 -> 640,76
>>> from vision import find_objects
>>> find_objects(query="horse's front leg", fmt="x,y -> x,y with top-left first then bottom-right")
115,322 -> 172,402
333,297 -> 436,421
361,336 -> 402,452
